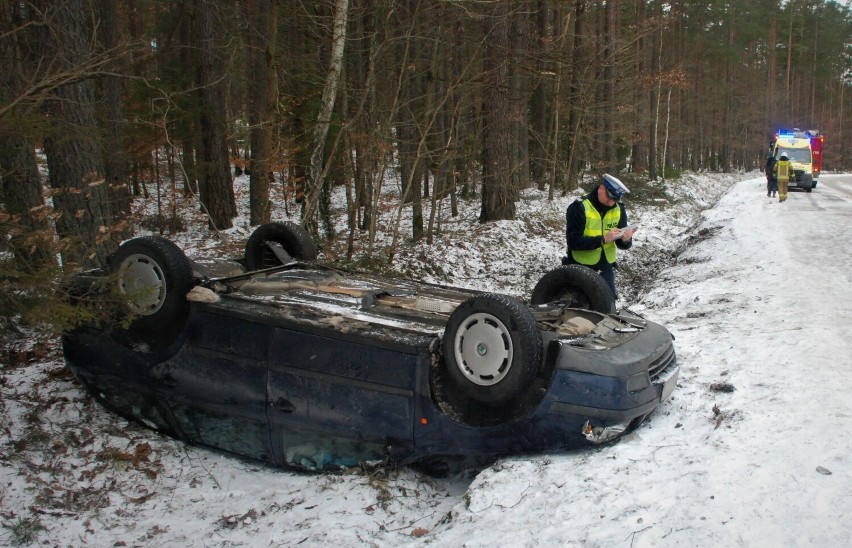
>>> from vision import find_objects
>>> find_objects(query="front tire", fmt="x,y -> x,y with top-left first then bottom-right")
442,293 -> 543,405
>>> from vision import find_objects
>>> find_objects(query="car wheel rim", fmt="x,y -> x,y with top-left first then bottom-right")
453,312 -> 512,386
118,253 -> 167,315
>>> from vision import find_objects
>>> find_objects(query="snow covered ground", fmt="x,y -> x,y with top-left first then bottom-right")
2,171 -> 851,546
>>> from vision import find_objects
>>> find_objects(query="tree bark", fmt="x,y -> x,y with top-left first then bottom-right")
97,0 -> 132,233
531,0 -> 550,189
509,5 -> 530,193
566,0 -> 587,188
194,0 -> 236,230
603,0 -> 617,171
480,0 -> 516,222
631,0 -> 646,174
37,0 -> 117,268
648,0 -> 661,180
247,0 -> 276,226
0,2 -> 55,268
302,0 -> 350,235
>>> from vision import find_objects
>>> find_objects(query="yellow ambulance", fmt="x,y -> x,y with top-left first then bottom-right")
771,130 -> 814,192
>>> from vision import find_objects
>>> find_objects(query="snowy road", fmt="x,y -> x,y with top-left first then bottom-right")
426,174 -> 852,547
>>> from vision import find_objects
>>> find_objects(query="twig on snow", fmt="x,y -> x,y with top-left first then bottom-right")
627,525 -> 652,547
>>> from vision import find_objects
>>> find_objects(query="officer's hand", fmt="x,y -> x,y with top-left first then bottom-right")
603,229 -> 622,243
621,227 -> 637,241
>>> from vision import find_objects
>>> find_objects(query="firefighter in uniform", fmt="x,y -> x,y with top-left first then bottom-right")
774,154 -> 792,202
564,174 -> 637,300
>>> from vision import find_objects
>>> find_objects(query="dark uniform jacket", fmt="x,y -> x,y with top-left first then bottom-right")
565,189 -> 632,269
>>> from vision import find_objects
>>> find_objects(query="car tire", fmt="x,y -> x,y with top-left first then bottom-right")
530,264 -> 615,313
245,222 -> 318,270
442,293 -> 543,405
110,236 -> 194,348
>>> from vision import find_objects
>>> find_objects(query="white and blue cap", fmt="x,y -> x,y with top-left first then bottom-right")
602,173 -> 630,201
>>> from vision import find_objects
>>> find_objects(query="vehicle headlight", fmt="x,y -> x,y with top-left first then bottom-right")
583,420 -> 630,444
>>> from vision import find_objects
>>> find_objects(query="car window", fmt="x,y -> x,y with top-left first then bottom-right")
171,403 -> 272,462
279,426 -> 387,470
775,147 -> 811,163
98,391 -> 172,432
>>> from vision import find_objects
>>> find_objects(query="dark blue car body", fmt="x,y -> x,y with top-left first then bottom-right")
63,252 -> 678,472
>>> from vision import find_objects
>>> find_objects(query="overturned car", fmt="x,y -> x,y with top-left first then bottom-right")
62,222 -> 678,473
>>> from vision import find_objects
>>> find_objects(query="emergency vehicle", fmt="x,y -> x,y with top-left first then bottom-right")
806,130 -> 824,188
771,129 -> 815,192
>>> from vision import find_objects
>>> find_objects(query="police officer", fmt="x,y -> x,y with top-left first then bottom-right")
564,173 -> 637,299
765,153 -> 777,197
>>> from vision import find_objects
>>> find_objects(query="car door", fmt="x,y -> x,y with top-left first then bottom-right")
151,310 -> 274,463
266,326 -> 418,469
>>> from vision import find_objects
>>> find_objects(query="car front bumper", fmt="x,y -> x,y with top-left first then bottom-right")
411,322 -> 678,460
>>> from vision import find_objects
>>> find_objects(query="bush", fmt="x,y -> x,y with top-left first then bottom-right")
0,254 -> 129,356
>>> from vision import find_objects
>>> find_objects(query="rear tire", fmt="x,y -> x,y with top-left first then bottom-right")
245,222 -> 318,270
110,236 -> 194,348
530,264 -> 615,313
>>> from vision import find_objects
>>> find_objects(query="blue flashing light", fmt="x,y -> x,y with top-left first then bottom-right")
776,128 -> 806,139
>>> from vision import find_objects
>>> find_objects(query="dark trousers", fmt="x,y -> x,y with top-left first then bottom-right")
597,262 -> 617,299
767,177 -> 778,194
563,255 -> 618,299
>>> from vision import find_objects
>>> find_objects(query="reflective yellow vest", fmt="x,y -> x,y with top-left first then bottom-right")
571,199 -> 621,265
775,160 -> 792,182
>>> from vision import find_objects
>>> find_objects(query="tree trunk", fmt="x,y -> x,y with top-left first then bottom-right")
662,88 -> 671,183
303,0 -> 350,235
509,5 -> 530,193
531,0 -> 550,189
177,8 -> 198,196
247,0 -> 276,226
38,0 -> 116,268
648,1 -> 661,180
97,0 -> 131,232
390,0 -> 425,245
547,4 -> 569,200
0,2 -> 54,268
566,0 -> 587,188
631,0 -> 646,174
785,8 -> 792,112
603,0 -> 617,171
350,2 -> 376,233
194,0 -> 236,231
766,0 -> 777,127
480,0 -> 516,222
